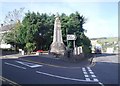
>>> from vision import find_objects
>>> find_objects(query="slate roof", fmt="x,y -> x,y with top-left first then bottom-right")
0,24 -> 14,32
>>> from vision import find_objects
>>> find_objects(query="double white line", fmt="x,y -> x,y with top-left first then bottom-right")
82,67 -> 104,86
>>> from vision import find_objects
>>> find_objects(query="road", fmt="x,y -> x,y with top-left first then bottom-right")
0,54 -> 119,85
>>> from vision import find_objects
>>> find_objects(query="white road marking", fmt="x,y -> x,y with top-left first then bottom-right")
4,62 -> 26,70
87,67 -> 90,70
16,61 -> 42,68
88,69 -> 92,72
89,71 -> 94,74
84,75 -> 89,77
30,65 -> 42,68
83,72 -> 88,74
93,78 -> 99,82
82,68 -> 86,71
82,67 -> 104,86
83,67 -> 104,86
98,82 -> 104,86
91,75 -> 96,77
87,67 -> 93,72
85,78 -> 91,81
36,71 -> 98,82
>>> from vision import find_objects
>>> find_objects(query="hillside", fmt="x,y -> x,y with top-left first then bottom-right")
90,37 -> 118,53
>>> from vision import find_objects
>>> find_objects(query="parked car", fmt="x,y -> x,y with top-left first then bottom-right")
36,50 -> 43,55
95,48 -> 101,54
36,50 -> 43,53
94,44 -> 102,54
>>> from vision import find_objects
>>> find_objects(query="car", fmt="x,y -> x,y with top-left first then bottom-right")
36,50 -> 43,53
95,48 -> 101,54
36,50 -> 44,55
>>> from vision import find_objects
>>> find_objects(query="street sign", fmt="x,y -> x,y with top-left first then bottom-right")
67,34 -> 76,40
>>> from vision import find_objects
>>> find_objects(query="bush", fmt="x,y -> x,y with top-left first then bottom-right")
81,34 -> 92,54
82,45 -> 91,54
25,42 -> 36,54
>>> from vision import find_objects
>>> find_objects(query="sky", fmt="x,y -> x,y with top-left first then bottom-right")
0,0 -> 118,38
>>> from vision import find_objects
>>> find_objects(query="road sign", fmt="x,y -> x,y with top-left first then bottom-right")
67,34 -> 76,40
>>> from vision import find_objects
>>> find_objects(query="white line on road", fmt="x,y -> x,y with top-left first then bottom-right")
87,67 -> 93,72
91,75 -> 96,77
16,61 -> 42,68
84,75 -> 89,77
88,69 -> 92,72
87,67 -> 90,70
93,78 -> 99,82
85,78 -> 91,81
82,67 -> 91,82
98,82 -> 105,86
4,62 -> 26,70
89,71 -> 94,74
82,68 -> 86,72
83,72 -> 88,74
85,67 -> 104,86
36,71 -> 98,83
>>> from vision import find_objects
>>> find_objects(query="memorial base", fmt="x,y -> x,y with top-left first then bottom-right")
50,42 -> 66,55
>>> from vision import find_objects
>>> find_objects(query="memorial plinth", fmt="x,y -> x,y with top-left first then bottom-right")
50,15 -> 66,55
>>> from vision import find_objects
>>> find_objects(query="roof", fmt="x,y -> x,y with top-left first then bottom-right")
0,24 -> 14,32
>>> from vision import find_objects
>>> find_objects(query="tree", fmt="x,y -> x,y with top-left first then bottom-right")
25,42 -> 36,54
3,8 -> 24,25
3,8 -> 24,51
60,12 -> 91,53
81,34 -> 92,54
4,11 -> 91,54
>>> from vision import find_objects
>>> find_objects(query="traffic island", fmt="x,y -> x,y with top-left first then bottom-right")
35,52 -> 94,68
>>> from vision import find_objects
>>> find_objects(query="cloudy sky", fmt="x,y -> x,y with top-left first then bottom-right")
0,0 -> 118,38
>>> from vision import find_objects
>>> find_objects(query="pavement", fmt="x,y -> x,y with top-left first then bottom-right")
0,53 -> 32,59
93,53 -> 118,63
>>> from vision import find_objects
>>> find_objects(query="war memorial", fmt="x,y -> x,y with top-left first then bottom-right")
50,14 -> 66,55
49,14 -> 86,62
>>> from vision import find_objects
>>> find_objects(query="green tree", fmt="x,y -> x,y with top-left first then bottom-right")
3,8 -> 24,25
4,11 -> 91,54
3,8 -> 24,51
60,12 -> 91,53
25,42 -> 36,54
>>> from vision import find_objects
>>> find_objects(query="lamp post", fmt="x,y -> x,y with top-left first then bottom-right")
39,33 -> 42,49
66,28 -> 68,49
39,33 -> 42,36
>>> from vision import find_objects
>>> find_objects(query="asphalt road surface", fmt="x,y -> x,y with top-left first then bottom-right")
0,54 -> 119,85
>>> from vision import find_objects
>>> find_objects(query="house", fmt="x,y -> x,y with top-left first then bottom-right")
0,24 -> 14,49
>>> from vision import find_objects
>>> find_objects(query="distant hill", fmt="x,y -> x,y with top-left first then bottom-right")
90,37 -> 118,52
90,37 -> 107,40
90,37 -> 117,40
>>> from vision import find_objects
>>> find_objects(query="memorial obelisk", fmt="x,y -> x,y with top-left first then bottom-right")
50,14 -> 66,55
